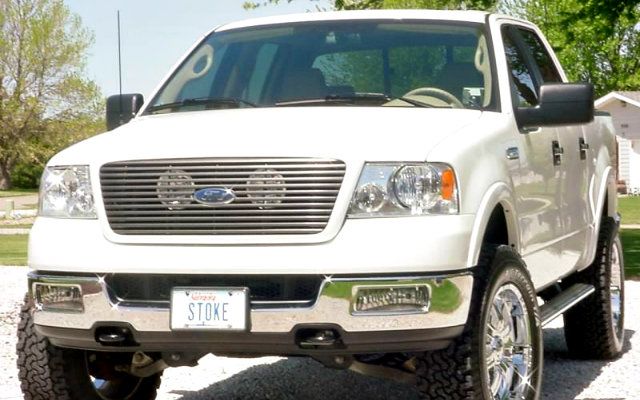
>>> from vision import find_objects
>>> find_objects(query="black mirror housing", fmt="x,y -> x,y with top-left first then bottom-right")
516,83 -> 594,130
106,93 -> 144,131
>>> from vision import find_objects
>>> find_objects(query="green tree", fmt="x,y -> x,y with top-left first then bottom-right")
383,0 -> 494,9
244,0 -> 496,11
499,0 -> 640,96
0,0 -> 102,189
245,0 -> 639,96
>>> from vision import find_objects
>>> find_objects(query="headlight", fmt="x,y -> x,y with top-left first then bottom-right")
40,166 -> 97,218
348,162 -> 458,217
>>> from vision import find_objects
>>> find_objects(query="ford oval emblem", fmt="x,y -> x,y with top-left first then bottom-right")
193,187 -> 236,206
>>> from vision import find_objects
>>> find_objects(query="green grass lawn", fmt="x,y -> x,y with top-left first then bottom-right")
618,196 -> 640,225
0,234 -> 28,266
0,188 -> 38,198
620,229 -> 640,279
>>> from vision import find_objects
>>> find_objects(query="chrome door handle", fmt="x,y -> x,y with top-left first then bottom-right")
579,138 -> 589,160
552,141 -> 563,166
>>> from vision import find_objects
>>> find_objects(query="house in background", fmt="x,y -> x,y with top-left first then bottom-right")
595,91 -> 640,193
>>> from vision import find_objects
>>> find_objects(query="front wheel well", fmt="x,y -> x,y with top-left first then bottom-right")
481,204 -> 509,247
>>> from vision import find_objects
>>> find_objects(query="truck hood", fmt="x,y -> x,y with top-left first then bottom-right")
51,107 -> 482,166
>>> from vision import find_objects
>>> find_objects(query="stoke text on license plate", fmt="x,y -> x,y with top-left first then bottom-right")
170,288 -> 248,331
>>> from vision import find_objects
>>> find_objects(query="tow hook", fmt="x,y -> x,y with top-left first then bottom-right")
297,328 -> 341,349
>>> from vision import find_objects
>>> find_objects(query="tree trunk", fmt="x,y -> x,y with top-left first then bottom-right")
0,163 -> 12,190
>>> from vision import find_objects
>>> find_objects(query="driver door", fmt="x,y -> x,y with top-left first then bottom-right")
502,25 -> 566,288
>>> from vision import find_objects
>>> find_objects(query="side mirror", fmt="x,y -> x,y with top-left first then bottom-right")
106,93 -> 144,131
516,83 -> 594,130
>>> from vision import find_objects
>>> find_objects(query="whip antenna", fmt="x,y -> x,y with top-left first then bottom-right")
117,10 -> 123,123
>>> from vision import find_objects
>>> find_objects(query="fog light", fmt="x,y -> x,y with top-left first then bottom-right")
34,283 -> 83,313
352,285 -> 430,315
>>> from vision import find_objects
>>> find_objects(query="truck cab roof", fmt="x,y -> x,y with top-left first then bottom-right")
216,9 -> 492,33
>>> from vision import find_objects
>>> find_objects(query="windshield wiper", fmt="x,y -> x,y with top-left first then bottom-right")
327,92 -> 438,108
327,93 -> 392,102
146,97 -> 258,114
274,92 -> 436,108
275,92 -> 391,106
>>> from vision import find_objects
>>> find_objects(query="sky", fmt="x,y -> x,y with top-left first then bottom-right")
64,0 -> 331,98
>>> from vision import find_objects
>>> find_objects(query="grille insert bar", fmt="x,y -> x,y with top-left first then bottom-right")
100,158 -> 346,235
105,274 -> 324,305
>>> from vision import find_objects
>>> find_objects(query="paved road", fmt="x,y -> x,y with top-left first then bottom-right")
1,267 -> 638,400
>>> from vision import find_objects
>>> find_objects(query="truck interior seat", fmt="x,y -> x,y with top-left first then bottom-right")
278,68 -> 328,101
437,62 -> 484,100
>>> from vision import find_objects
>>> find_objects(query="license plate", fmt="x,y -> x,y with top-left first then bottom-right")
170,287 -> 249,331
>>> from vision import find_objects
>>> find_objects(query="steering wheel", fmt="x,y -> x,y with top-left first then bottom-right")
403,87 -> 464,108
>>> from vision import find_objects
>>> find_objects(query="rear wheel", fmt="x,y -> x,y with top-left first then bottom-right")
16,295 -> 162,400
563,217 -> 625,359
415,245 -> 542,400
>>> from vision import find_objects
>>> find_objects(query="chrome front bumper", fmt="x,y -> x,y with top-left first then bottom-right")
29,272 -> 473,334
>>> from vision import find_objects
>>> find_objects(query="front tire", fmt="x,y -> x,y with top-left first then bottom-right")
16,295 -> 162,400
563,217 -> 625,359
415,245 -> 543,400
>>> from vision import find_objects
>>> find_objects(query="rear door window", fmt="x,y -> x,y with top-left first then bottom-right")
388,45 -> 446,97
312,50 -> 384,94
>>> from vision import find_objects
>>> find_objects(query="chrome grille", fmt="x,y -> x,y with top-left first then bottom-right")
100,158 -> 346,235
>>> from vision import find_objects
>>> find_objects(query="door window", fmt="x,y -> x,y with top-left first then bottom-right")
517,28 -> 562,83
503,31 -> 538,107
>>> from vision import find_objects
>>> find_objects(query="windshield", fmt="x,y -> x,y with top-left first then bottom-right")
147,20 -> 495,114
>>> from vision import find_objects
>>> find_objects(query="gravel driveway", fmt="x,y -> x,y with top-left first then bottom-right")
1,266 -> 637,400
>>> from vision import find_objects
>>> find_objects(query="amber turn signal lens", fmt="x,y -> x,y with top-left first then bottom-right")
441,169 -> 455,200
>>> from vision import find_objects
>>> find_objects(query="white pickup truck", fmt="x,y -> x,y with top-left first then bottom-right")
17,10 -> 625,400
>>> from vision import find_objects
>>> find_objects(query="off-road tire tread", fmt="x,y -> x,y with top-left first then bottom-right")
17,295 -> 71,400
16,295 -> 162,400
415,245 -> 541,400
563,217 -> 624,360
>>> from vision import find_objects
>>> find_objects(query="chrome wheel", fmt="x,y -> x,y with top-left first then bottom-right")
485,283 -> 533,400
415,246 -> 541,400
610,238 -> 623,336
